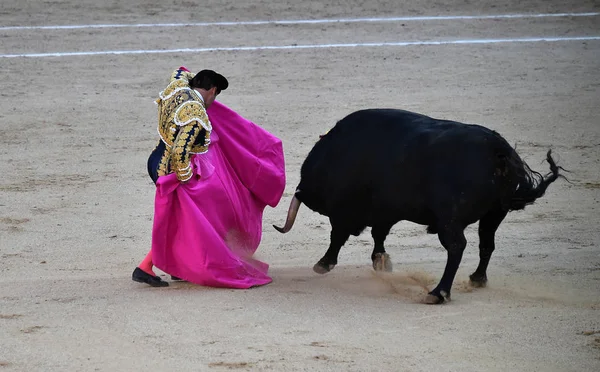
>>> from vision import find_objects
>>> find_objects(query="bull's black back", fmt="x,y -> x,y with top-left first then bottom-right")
296,108 -> 518,229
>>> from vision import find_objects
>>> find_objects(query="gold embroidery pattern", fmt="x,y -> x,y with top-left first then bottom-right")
170,69 -> 195,83
172,122 -> 202,182
159,79 -> 191,101
152,69 -> 212,180
175,101 -> 212,131
157,89 -> 211,154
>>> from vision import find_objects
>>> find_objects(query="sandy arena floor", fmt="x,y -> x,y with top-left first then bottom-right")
1,0 -> 599,371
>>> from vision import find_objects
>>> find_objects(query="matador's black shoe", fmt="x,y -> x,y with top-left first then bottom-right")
132,267 -> 169,287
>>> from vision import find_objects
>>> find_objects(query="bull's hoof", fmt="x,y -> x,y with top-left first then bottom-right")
469,273 -> 488,288
424,294 -> 444,304
372,253 -> 393,272
313,262 -> 336,274
424,290 -> 450,305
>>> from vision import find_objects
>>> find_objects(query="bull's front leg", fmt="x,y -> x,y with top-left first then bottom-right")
313,227 -> 350,274
371,224 -> 393,272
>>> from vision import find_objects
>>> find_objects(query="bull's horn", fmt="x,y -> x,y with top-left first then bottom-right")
273,196 -> 302,233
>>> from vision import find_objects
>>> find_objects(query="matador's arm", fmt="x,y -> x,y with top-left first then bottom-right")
170,66 -> 195,82
171,101 -> 212,182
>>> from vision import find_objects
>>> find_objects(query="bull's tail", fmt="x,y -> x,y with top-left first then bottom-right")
508,150 -> 560,211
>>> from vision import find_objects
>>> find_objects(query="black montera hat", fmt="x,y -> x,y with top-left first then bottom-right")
194,69 -> 229,91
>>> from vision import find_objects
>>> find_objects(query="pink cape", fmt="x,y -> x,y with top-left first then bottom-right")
151,101 -> 286,288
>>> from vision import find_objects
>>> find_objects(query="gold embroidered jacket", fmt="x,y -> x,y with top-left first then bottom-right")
154,69 -> 212,182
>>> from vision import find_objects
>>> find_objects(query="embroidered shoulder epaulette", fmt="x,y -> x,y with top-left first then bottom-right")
158,79 -> 192,103
175,101 -> 211,132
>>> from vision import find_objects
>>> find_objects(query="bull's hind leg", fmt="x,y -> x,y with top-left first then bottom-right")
426,226 -> 467,304
371,224 -> 393,272
469,209 -> 508,287
313,226 -> 350,274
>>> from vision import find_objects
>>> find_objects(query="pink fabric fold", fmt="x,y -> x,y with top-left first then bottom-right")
151,101 -> 286,288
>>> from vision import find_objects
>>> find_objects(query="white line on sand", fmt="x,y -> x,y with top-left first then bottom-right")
1,36 -> 599,58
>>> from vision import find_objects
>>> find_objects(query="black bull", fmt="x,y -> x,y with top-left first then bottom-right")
274,108 -> 561,304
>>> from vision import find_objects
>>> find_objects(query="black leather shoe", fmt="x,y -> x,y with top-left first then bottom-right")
171,275 -> 184,281
132,267 -> 169,287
